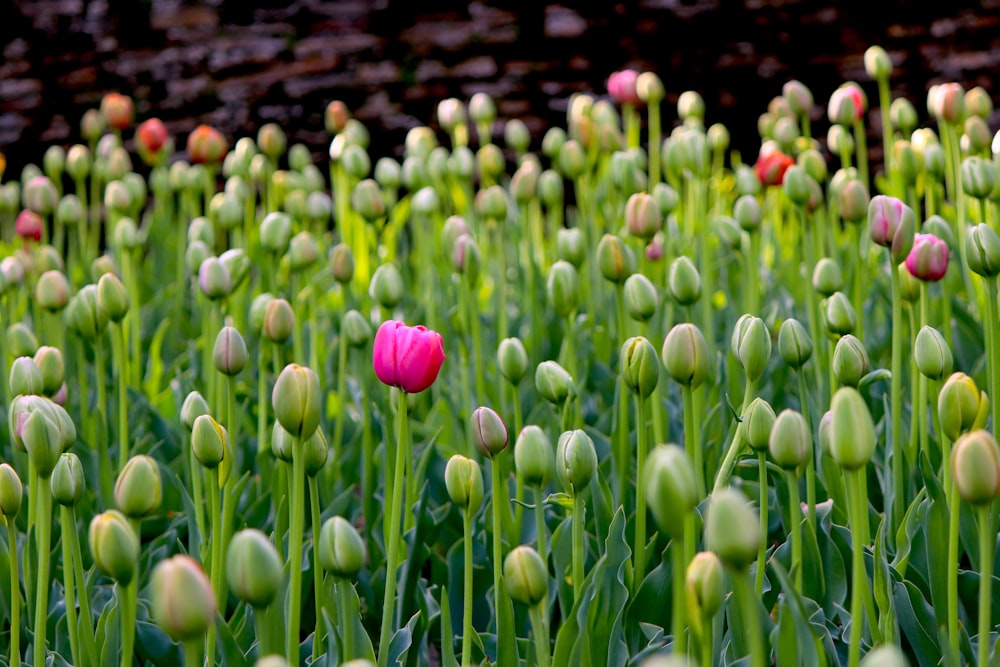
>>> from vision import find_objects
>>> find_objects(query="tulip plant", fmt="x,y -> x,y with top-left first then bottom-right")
2,48 -> 1000,667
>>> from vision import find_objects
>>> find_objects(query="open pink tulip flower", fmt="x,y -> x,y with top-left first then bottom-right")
905,233 -> 949,282
373,320 -> 446,394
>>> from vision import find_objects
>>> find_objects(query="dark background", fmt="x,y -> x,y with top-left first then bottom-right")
1,0 -> 999,175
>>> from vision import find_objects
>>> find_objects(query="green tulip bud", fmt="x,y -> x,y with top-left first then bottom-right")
645,444 -> 699,539
514,425 -> 554,488
823,292 -> 856,336
471,406 -> 508,458
452,234 -> 482,282
782,80 -> 814,118
192,414 -> 227,469
668,256 -> 702,307
734,164 -> 762,196
504,118 -> 531,154
185,241 -> 211,276
220,248 -> 250,291
260,212 -> 292,254
0,463 -> 23,518
625,192 -> 662,240
535,360 -> 574,404
256,656 -> 293,667
113,216 -> 141,250
769,409 -> 812,469
596,234 -> 635,284
677,90 -> 705,121
35,270 -> 70,313
510,160 -> 540,203
542,127 -> 567,159
914,326 -> 952,381
342,310 -> 372,349
939,372 -> 983,442
469,92 -> 496,125
66,144 -> 91,180
351,179 -> 386,222
498,337 -> 528,385
330,243 -> 356,285
556,228 -> 586,268
272,364 -> 321,441
249,293 -> 273,336
652,183 -> 679,216
778,318 -> 813,369
829,387 -> 876,470
891,98 -> 918,136
706,488 -> 761,571
839,179 -> 870,224
263,299 -> 295,345
445,454 -> 484,513
226,529 -> 283,608
8,323 -> 39,358
10,356 -> 43,396
733,194 -> 763,231
662,323 -> 712,389
733,316 -> 771,383
797,148 -> 827,184
686,551 -> 724,633
318,516 -> 366,580
743,397 -> 776,452
287,231 -> 320,273
115,454 -> 162,519
181,391 -> 210,432
961,156 -> 997,199
341,144 -> 371,179
503,545 -> 549,607
302,429 -> 329,477
448,148 -> 475,182
860,645 -> 910,667
966,86 -> 993,119
832,334 -> 869,388
51,452 -> 85,506
714,214 -> 744,250
621,336 -> 659,398
556,429 -> 597,493
547,260 -> 580,317
369,264 -> 404,309
558,140 -> 586,179
923,144 -> 945,179
637,72 -> 665,103
965,116 -> 992,154
624,273 -> 659,323
441,216 -> 470,257
864,45 -> 892,80
271,423 -> 294,463
198,256 -> 232,301
951,430 -> 1000,506
967,224 -> 1000,278
151,555 -> 215,641
89,510 -> 140,585
213,326 -> 248,376
97,272 -> 129,323
475,183 -> 507,220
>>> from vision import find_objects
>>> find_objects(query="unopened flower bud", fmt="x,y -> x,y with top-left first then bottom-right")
342,310 -> 372,348
939,372 -> 982,442
198,257 -> 232,301
558,140 -> 586,179
0,464 -> 23,518
226,529 -> 283,608
10,356 -> 43,397
272,364 -> 321,441
829,387 -> 876,470
859,645 -> 911,667
535,361 -> 573,404
471,406 -> 508,458
557,429 -> 597,492
504,119 -> 530,154
556,228 -> 585,268
35,270 -> 70,313
89,510 -> 140,585
369,264 -> 404,309
596,234 -> 635,284
733,316 -> 771,383
51,452 -> 85,506
686,551 -> 724,633
260,212 -> 292,254
645,444 -> 699,539
769,409 -> 812,469
864,46 -> 892,80
181,391 -> 210,432
151,555 -> 215,642
778,318 -> 812,369
97,272 -> 129,323
498,337 -> 528,385
329,243 -> 356,285
952,430 -> 1000,506
914,326 -> 952,381
624,273 -> 659,322
961,156 -> 997,200
514,425 -> 553,488
318,516 -> 366,579
547,260 -> 580,317
625,192 -> 662,240
743,397 -> 776,452
662,323 -> 711,389
452,234 -> 482,282
504,546 -> 548,607
33,346 -> 64,397
445,454 -> 484,513
823,292 -> 856,336
706,488 -> 761,570
839,179 -> 870,224
832,334 -> 869,388
351,179 -> 386,222
213,326 -> 248,377
906,233 -> 949,282
263,299 -> 295,344
621,336 -> 659,399
668,256 -> 701,307
191,414 -> 227,469
115,455 -> 162,519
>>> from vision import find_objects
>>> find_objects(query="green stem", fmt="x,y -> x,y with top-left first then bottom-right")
491,455 -> 506,628
60,506 -> 81,667
796,371 -> 817,536
946,436 -> 960,658
512,384 -> 524,540
257,343 -> 269,455
7,517 -> 19,667
461,507 -> 474,667
333,311 -> 349,477
848,470 -> 867,667
634,394 -> 648,593
987,279 -> 1000,438
286,435 -> 307,663
338,579 -> 355,661
671,534 -> 687,654
120,578 -> 135,667
94,339 -> 112,504
755,451 -> 768,595
377,391 -> 408,667
978,504 -> 995,667
713,380 -> 756,493
890,258 -> 905,539
184,640 -> 202,667
206,467 -> 221,666
788,469 -> 803,593
572,490 -> 585,604
648,100 -> 661,188
34,476 -> 52,667
68,506 -> 98,666
114,323 -> 129,472
876,77 -> 893,181
683,385 -> 704,499
731,568 -> 766,667
535,486 -> 547,567
309,476 -> 325,661
528,604 -> 552,667
853,118 -> 869,192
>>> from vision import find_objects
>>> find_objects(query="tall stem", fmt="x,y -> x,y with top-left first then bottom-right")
491,455 -> 506,631
848,469 -> 867,667
731,568 -> 765,667
528,604 -> 552,667
7,517 -> 19,667
94,339 -> 112,504
33,476 -> 52,667
60,505 -> 81,667
184,640 -> 202,667
286,435 -> 307,663
572,491 -> 585,604
120,578 -> 135,667
978,504 -> 995,667
377,391 -> 408,667
947,439 -> 960,657
338,580 -> 355,661
114,324 -> 129,472
788,469 -> 803,593
461,507 -> 474,667
796,371 -> 817,535
755,451 -> 768,595
206,466 -> 221,666
68,506 -> 98,665
671,534 -> 687,654
634,394 -> 649,592
889,258 -> 905,537
309,476 -> 325,660
535,486 -> 547,566
683,385 -> 704,499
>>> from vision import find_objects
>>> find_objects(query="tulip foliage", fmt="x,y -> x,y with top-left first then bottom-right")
0,50 -> 999,667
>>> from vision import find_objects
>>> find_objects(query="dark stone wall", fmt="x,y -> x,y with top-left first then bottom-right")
1,0 -> 999,173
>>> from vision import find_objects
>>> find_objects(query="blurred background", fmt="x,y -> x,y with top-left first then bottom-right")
1,0 -> 998,174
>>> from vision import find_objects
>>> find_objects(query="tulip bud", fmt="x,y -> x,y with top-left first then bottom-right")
259,212 -> 292,255
733,316 -> 771,383
662,323 -> 712,389
966,224 -> 1000,278
257,657 -> 294,667
929,82 -> 965,125
823,292 -> 856,336
829,387 -> 876,470
89,510 -> 140,585
270,423 -> 294,463
369,264 -> 404,309
226,529 -> 283,608
547,260 -> 580,317
706,488 -> 761,570
452,234 -> 482,282
621,336 -> 659,398
29,347 -> 62,398
187,125 -> 228,164
445,454 -> 484,513
743,397 -> 776,452
115,455 -> 162,519
191,414 -> 227,469
832,334 -> 869,388
961,156 -> 997,200
914,326 -> 952,381
35,270 -> 70,313
777,318 -> 813,369
510,161 -> 539,202
51,452 -> 85,506
535,360 -> 573,404
769,409 -> 812,469
952,430 -> 1000,506
555,228 -> 585,268
645,444 -> 699,539
838,179 -> 870,224
7,324 -> 37,359
318,516 -> 366,579
0,463 -> 23,518
272,364 -> 321,441
198,257 -> 232,301
859,645 -> 911,667
10,356 -> 43,397
213,326 -> 248,376
185,242 -> 211,275
965,116 -> 992,155
939,372 -> 982,442
471,407 -> 508,458
351,179 -> 386,222
864,46 -> 892,80
303,429 -> 329,477
686,551 -> 724,635
97,273 -> 129,323
623,273 -> 658,323
625,192 -> 662,240
557,429 -> 597,492
667,256 -> 701,307
342,310 -> 372,349
868,195 -> 916,260
498,337 -> 528,385
181,391 -> 210,432
151,555 -> 215,642
504,545 -> 549,607
906,233 -> 949,282
514,425 -> 554,488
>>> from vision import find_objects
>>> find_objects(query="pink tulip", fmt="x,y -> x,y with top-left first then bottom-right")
905,234 -> 949,282
15,210 -> 42,242
373,320 -> 445,394
608,69 -> 641,106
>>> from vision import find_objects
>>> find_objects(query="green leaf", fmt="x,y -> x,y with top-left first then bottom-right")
893,579 -> 941,667
385,612 -> 421,667
439,586 -> 459,667
891,488 -> 928,577
214,609 -> 249,667
872,516 -> 897,644
494,575 -> 519,667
